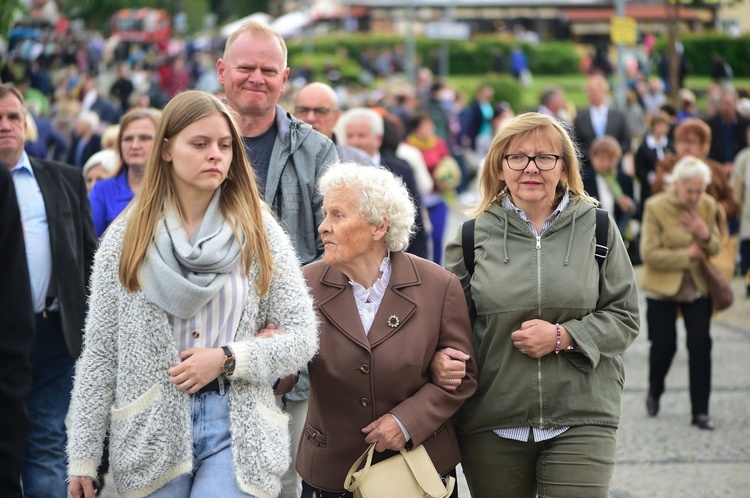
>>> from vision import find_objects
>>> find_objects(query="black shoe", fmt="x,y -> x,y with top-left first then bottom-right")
746,285 -> 750,298
646,395 -> 659,417
691,415 -> 715,430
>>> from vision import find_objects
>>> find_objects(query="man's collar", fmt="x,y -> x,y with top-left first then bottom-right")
9,151 -> 34,176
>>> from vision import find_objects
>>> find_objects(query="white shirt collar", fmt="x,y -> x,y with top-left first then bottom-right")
10,151 -> 34,177
350,254 -> 392,334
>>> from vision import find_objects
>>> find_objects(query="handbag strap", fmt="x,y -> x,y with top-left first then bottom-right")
398,446 -> 455,498
344,443 -> 455,498
343,443 -> 376,492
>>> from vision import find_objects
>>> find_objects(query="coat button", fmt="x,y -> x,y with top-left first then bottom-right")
360,397 -> 370,406
360,364 -> 370,374
192,331 -> 200,339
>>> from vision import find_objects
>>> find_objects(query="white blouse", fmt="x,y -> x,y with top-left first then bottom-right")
349,255 -> 392,335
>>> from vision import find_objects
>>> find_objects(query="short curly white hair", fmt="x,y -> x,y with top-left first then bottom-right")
668,155 -> 712,190
318,161 -> 416,252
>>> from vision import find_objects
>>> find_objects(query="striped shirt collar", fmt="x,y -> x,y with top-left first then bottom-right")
501,189 -> 570,237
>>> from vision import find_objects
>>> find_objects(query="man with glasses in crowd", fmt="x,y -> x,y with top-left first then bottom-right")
294,81 -> 373,165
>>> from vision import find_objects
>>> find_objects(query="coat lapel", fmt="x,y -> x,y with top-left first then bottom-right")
316,252 -> 422,349
317,265 -> 370,350
29,159 -> 59,255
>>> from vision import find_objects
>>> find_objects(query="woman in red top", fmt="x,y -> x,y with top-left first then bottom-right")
407,112 -> 459,265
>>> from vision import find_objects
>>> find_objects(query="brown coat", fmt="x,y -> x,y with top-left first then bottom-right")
296,251 -> 478,492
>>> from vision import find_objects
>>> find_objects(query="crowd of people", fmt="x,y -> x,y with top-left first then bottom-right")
2,17 -> 750,498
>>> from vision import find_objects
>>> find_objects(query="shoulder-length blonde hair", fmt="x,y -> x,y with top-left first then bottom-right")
119,90 -> 272,296
471,112 -> 595,217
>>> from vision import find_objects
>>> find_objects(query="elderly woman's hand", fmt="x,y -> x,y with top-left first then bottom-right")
687,242 -> 707,261
362,414 -> 407,452
429,347 -> 470,391
680,210 -> 710,242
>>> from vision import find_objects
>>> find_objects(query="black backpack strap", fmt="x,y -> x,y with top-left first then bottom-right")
594,208 -> 610,270
462,219 -> 476,276
461,219 -> 477,322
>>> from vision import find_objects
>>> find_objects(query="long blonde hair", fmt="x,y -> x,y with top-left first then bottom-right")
471,112 -> 595,217
118,91 -> 272,296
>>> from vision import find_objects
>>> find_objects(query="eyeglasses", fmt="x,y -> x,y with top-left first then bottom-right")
295,106 -> 338,117
503,154 -> 561,171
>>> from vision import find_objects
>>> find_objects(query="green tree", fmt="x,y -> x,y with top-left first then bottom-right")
0,0 -> 25,41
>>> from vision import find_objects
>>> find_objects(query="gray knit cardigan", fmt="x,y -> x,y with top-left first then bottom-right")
67,210 -> 319,498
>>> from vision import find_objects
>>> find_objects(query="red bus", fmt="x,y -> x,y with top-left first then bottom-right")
112,9 -> 171,49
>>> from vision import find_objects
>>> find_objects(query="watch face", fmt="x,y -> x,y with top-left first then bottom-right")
223,357 -> 236,375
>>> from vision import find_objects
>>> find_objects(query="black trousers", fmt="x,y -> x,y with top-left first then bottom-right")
646,297 -> 713,416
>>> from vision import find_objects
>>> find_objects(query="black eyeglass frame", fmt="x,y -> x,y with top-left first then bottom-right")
294,106 -> 338,116
503,153 -> 562,171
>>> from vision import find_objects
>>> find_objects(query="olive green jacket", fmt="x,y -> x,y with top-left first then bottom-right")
445,197 -> 640,434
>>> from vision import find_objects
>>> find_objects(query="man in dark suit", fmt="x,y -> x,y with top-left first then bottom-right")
0,83 -> 97,497
573,74 -> 631,170
706,89 -> 750,170
0,163 -> 34,498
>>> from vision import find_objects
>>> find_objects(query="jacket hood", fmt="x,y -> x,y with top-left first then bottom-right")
274,104 -> 314,155
484,196 -> 597,267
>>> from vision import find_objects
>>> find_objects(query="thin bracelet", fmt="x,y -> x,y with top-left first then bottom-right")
555,323 -> 562,355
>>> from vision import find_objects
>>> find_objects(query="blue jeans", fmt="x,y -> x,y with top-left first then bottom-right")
146,388 -> 257,497
21,312 -> 74,498
428,200 -> 449,266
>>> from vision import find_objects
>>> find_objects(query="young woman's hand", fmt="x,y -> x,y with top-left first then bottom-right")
168,348 -> 224,393
68,476 -> 96,498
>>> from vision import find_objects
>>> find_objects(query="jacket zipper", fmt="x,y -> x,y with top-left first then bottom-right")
536,235 -> 544,427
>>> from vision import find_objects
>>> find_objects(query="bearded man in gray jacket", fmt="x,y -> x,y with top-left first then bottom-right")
218,20 -> 338,498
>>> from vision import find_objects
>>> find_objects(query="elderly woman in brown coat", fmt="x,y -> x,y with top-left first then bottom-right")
285,161 -> 477,498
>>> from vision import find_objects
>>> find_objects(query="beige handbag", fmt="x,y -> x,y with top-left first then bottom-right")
709,203 -> 737,281
343,443 -> 455,498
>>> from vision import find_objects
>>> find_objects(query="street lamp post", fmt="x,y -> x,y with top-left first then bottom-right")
614,0 -> 627,110
405,0 -> 417,87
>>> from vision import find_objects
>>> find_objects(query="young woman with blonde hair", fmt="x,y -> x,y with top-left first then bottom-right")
67,90 -> 318,498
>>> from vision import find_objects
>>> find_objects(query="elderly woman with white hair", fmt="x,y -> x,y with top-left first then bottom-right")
285,161 -> 477,498
641,155 -> 722,430
67,110 -> 102,169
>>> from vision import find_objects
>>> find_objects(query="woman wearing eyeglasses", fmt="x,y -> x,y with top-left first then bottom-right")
435,113 -> 640,497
